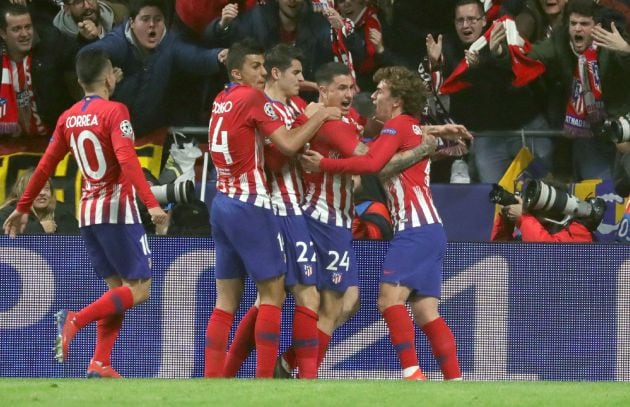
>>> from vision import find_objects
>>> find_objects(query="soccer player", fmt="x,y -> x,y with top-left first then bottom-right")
204,39 -> 339,379
222,43 -> 321,379
275,62 -> 455,378
301,65 -> 471,380
3,48 -> 167,378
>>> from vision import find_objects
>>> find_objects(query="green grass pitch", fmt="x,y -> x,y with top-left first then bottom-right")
2,379 -> 630,406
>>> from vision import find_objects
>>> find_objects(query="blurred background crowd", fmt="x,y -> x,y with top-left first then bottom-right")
0,0 -> 629,241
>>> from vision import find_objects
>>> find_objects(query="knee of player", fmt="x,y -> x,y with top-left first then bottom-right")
131,281 -> 152,305
376,296 -> 396,314
294,287 -> 320,311
342,294 -> 360,320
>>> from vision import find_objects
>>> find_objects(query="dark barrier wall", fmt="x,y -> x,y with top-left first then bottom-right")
1,236 -> 629,380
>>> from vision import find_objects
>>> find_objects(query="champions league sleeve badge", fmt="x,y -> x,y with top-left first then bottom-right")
120,120 -> 135,140
264,103 -> 278,120
412,124 -> 422,135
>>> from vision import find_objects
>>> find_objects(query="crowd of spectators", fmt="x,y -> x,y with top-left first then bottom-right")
0,0 -> 628,238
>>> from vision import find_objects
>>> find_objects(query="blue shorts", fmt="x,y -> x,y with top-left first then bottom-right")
305,217 -> 358,293
382,223 -> 446,298
278,214 -> 318,287
211,193 -> 285,282
81,223 -> 151,280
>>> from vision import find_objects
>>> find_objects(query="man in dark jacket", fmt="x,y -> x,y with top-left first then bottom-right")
81,0 -> 227,138
0,3 -> 76,139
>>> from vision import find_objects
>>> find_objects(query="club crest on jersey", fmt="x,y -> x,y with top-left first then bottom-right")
120,120 -> 135,139
264,103 -> 278,120
412,125 -> 422,135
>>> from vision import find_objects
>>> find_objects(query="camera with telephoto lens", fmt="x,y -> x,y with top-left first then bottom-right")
489,184 -> 520,206
150,180 -> 195,205
601,112 -> 630,144
523,180 -> 606,231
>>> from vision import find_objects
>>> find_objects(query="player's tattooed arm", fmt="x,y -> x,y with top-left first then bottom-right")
377,133 -> 437,182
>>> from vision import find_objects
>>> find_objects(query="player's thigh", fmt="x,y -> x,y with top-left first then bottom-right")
215,278 -> 245,313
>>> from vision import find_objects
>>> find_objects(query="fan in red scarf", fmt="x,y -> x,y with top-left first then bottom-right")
314,0 -> 360,91
440,15 -> 546,94
337,0 -> 382,74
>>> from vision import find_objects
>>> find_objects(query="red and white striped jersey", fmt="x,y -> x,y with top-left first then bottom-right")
209,83 -> 284,208
264,95 -> 307,216
9,55 -> 48,136
17,96 -> 160,226
301,117 -> 361,228
319,114 -> 442,232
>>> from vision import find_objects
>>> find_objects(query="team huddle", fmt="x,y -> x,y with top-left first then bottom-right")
3,39 -> 472,380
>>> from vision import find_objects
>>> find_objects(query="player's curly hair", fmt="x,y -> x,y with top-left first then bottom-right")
373,66 -> 427,117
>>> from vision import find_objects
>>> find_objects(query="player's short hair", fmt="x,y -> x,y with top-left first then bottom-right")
314,62 -> 351,86
76,49 -> 111,86
373,66 -> 427,117
226,38 -> 265,74
264,44 -> 304,75
129,0 -> 169,22
0,3 -> 30,31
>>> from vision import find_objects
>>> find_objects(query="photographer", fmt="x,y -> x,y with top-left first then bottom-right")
490,181 -> 605,242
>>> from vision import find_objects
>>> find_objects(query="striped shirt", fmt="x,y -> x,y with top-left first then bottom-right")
209,83 -> 284,209
17,96 -> 159,226
301,116 -> 361,228
264,95 -> 307,216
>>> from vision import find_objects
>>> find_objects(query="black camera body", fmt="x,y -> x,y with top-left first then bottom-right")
601,112 -> 630,144
489,184 -> 520,206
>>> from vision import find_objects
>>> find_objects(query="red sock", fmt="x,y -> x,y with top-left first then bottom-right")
293,306 -> 319,379
204,308 -> 234,378
74,286 -> 134,329
223,305 -> 258,377
254,304 -> 281,378
92,314 -> 124,366
422,317 -> 461,380
316,329 -> 331,369
383,305 -> 419,369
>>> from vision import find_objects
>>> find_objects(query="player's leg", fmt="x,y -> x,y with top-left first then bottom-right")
206,194 -> 248,377
410,296 -> 461,380
55,224 -> 148,364
315,289 -> 343,368
254,274 -> 286,378
204,277 -> 244,378
305,220 -> 359,370
377,282 -> 425,380
88,275 -> 124,378
336,285 -> 360,330
289,283 -> 319,378
228,202 -> 286,379
223,296 -> 260,377
282,215 -> 320,378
